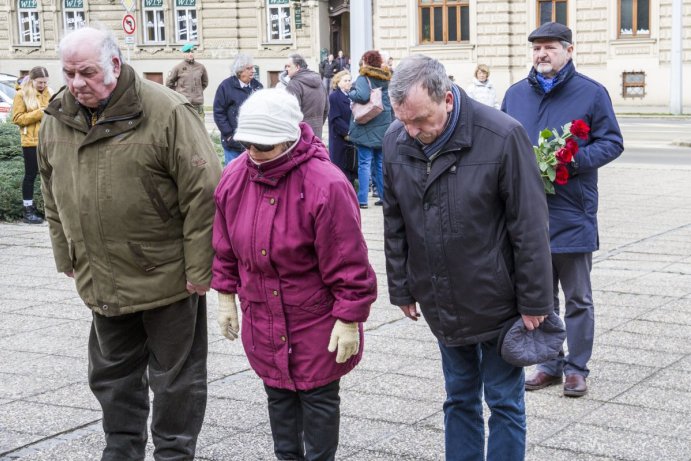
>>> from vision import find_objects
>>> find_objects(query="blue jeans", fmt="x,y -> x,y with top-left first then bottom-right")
439,339 -> 526,461
356,145 -> 383,205
223,147 -> 241,166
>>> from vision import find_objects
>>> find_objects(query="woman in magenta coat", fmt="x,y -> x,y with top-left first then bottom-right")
211,88 -> 377,461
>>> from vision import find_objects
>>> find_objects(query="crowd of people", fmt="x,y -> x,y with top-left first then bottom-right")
18,19 -> 622,461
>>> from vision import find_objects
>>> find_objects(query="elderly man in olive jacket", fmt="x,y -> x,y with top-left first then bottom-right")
38,27 -> 221,460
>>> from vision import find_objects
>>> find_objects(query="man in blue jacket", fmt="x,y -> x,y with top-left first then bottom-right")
502,22 -> 624,397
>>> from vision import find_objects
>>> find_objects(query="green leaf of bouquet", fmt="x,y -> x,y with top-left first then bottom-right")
543,177 -> 555,194
540,128 -> 553,139
547,168 -> 556,181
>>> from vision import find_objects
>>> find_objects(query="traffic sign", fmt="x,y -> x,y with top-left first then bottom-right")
122,13 -> 136,35
124,36 -> 135,45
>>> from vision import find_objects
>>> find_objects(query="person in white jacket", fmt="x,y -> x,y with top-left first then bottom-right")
466,64 -> 499,109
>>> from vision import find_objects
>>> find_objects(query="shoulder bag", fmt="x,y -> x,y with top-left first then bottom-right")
352,77 -> 383,125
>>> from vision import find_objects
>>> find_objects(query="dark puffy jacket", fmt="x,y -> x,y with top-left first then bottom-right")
213,75 -> 263,151
383,90 -> 553,346
286,69 -> 329,139
348,65 -> 392,148
501,60 -> 624,253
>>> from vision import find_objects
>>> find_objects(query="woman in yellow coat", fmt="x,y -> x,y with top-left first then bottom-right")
12,66 -> 52,224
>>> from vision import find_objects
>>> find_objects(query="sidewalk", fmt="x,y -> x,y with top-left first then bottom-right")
1,162 -> 691,460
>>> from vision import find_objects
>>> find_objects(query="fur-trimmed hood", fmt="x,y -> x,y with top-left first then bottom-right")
359,65 -> 392,81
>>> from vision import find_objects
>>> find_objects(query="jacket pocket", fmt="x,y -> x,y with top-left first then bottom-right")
139,172 -> 173,222
125,240 -> 184,273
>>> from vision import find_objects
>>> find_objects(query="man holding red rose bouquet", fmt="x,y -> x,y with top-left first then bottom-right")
502,22 -> 623,397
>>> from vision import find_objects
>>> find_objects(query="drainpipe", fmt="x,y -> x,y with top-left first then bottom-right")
670,0 -> 682,114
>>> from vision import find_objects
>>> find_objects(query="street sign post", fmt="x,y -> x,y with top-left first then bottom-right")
122,13 -> 136,62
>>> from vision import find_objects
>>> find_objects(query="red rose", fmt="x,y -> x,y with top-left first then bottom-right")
565,137 -> 579,156
555,164 -> 569,185
570,119 -> 590,140
555,147 -> 573,163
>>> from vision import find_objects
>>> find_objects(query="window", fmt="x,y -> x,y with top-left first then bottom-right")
619,0 -> 649,37
143,0 -> 165,43
418,0 -> 469,44
63,0 -> 86,32
537,0 -> 567,25
267,0 -> 292,42
175,0 -> 197,42
622,71 -> 645,98
17,0 -> 41,45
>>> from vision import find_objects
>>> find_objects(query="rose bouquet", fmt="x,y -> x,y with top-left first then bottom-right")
534,119 -> 590,194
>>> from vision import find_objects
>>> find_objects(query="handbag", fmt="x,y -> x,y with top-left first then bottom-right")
344,143 -> 358,173
351,78 -> 383,125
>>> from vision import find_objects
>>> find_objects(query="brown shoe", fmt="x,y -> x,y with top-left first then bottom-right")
525,371 -> 562,391
563,374 -> 587,397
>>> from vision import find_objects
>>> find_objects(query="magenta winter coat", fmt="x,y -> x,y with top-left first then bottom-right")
212,123 -> 377,391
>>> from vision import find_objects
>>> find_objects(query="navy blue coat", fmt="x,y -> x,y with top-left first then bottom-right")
213,75 -> 263,151
502,60 -> 624,253
348,66 -> 392,149
328,89 -> 354,178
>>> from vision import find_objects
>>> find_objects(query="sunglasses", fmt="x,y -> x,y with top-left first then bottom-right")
239,141 -> 276,152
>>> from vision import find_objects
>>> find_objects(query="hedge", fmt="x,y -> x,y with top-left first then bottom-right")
0,122 -> 44,221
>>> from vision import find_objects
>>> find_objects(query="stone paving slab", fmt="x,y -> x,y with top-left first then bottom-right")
1,162 -> 691,460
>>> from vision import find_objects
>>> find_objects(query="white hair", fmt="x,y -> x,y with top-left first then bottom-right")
59,25 -> 123,85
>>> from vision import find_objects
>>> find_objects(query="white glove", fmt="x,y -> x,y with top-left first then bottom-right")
217,293 -> 239,341
327,320 -> 360,363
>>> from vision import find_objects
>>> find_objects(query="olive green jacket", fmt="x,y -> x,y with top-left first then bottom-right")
38,64 -> 222,316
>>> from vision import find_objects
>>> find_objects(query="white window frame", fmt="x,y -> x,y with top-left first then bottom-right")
175,0 -> 197,43
267,0 -> 292,43
17,0 -> 41,45
143,0 -> 166,44
63,0 -> 86,32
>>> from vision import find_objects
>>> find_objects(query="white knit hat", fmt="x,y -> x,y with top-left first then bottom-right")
234,88 -> 303,145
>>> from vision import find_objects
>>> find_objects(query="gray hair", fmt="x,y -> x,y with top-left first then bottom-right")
232,54 -> 253,77
389,55 -> 452,106
288,53 -> 308,70
59,25 -> 123,85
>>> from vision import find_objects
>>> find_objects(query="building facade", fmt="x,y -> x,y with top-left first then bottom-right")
0,0 -> 689,112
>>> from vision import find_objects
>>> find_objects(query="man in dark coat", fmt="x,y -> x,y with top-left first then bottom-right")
285,53 -> 329,139
319,53 -> 338,92
502,22 -> 624,398
383,55 -> 553,461
213,54 -> 263,165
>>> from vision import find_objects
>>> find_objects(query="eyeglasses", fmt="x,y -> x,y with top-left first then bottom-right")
239,141 -> 276,152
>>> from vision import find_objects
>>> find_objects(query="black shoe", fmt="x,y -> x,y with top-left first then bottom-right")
374,200 -> 383,206
359,204 -> 368,209
23,206 -> 43,224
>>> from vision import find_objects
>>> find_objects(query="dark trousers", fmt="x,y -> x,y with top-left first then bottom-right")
22,146 -> 38,201
264,379 -> 341,461
88,295 -> 208,461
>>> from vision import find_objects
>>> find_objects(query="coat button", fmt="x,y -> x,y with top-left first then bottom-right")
269,198 -> 276,205
105,129 -> 110,133
102,304 -> 108,310
261,249 -> 267,256
272,290 -> 278,296
424,203 -> 430,210
280,335 -> 286,342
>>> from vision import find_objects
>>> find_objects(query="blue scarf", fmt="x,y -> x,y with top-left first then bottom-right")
420,84 -> 461,158
535,64 -> 570,93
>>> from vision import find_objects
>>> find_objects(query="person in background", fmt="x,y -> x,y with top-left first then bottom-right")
39,26 -> 221,459
466,64 -> 499,109
166,42 -> 209,117
12,66 -> 52,224
319,53 -> 338,92
335,50 -> 349,72
502,22 -> 623,398
212,88 -> 376,461
213,53 -> 263,165
328,70 -> 356,185
383,54 -> 553,461
348,50 -> 392,209
285,53 -> 329,139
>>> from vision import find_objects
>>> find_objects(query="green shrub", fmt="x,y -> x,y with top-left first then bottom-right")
0,122 -> 44,221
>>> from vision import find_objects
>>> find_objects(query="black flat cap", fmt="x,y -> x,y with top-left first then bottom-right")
528,22 -> 572,43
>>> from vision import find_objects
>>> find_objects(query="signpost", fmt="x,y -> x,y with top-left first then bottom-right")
122,13 -> 136,62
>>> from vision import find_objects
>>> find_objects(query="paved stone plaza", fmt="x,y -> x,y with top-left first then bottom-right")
1,161 -> 691,460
